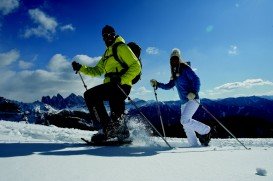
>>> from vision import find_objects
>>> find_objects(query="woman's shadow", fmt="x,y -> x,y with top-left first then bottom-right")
0,143 -> 171,158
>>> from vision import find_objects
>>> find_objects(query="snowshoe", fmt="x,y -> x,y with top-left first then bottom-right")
197,131 -> 211,147
81,137 -> 132,146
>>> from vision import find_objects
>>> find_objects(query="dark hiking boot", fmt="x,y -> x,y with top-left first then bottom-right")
198,131 -> 211,147
116,123 -> 130,141
91,129 -> 107,143
106,114 -> 130,141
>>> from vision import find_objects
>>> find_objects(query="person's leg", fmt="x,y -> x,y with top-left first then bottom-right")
84,83 -> 111,129
109,84 -> 131,119
108,84 -> 131,139
180,100 -> 210,146
186,100 -> 211,135
180,102 -> 198,146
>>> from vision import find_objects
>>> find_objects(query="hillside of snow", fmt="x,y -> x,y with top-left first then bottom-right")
1,120 -> 273,181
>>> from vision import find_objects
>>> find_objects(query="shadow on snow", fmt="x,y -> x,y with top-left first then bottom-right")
0,143 -> 171,158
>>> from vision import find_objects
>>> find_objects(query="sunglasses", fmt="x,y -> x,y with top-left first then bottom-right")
102,32 -> 115,39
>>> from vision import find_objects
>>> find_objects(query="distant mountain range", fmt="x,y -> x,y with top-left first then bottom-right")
1,94 -> 273,138
131,96 -> 273,138
41,93 -> 86,110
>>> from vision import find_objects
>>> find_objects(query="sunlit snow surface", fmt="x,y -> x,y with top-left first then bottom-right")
1,120 -> 273,181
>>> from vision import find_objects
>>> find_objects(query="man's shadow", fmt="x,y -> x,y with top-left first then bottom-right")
0,143 -> 74,158
0,143 -> 171,158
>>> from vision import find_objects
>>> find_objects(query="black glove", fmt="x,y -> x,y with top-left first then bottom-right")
110,75 -> 121,85
72,61 -> 82,72
150,79 -> 158,89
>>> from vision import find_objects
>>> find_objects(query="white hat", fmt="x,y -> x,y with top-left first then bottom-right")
170,48 -> 181,59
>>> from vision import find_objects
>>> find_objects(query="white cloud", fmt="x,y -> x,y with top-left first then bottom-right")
215,79 -> 273,91
0,49 -> 19,67
60,24 -> 75,31
19,60 -> 33,69
0,0 -> 19,15
72,55 -> 101,66
228,45 -> 238,55
47,54 -> 70,72
0,70 -> 15,85
134,86 -> 152,96
23,8 -> 58,40
29,9 -> 58,32
0,53 -> 103,102
201,79 -> 273,99
22,8 -> 75,41
146,47 -> 159,55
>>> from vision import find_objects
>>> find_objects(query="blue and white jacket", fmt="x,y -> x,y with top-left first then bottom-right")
157,63 -> 200,104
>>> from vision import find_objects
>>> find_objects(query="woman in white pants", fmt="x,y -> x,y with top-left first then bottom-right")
150,48 -> 211,147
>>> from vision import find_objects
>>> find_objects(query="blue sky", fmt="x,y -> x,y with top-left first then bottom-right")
0,0 -> 273,102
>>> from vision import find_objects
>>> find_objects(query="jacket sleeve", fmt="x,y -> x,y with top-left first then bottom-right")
185,67 -> 200,93
79,58 -> 105,77
117,44 -> 141,85
157,79 -> 175,90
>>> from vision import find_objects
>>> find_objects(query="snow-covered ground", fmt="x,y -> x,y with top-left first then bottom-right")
0,120 -> 273,181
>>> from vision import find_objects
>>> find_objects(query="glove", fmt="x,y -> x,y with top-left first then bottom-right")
110,75 -> 121,85
187,92 -> 196,100
150,79 -> 158,89
72,61 -> 82,72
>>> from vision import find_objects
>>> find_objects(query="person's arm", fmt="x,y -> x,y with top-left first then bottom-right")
157,79 -> 175,90
79,58 -> 105,77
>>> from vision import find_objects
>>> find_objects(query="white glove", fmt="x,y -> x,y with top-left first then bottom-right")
187,92 -> 196,100
150,79 -> 158,88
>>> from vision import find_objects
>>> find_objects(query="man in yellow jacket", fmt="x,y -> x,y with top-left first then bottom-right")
72,25 -> 141,142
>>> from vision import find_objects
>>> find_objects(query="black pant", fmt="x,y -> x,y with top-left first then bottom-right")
84,83 -> 131,128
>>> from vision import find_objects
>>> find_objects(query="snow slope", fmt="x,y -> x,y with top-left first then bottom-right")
0,120 -> 273,181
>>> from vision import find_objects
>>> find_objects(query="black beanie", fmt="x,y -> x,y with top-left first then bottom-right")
102,25 -> 115,35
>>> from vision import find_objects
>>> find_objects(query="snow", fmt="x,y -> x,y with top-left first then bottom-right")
1,120 -> 273,181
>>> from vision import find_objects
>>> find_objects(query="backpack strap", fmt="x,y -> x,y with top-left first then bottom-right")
112,42 -> 128,69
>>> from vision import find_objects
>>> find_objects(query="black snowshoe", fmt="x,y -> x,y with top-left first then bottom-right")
82,137 -> 132,146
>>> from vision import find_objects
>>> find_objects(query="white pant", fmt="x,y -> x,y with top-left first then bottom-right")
180,100 -> 211,147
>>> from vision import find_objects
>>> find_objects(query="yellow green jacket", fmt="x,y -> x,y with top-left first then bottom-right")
79,36 -> 141,86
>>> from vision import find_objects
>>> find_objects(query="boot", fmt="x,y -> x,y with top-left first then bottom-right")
116,122 -> 130,141
197,131 -> 211,146
106,114 -> 130,141
91,129 -> 107,143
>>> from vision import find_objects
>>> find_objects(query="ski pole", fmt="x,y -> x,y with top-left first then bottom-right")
195,99 -> 250,150
76,71 -> 87,91
153,87 -> 166,139
116,84 -> 172,149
